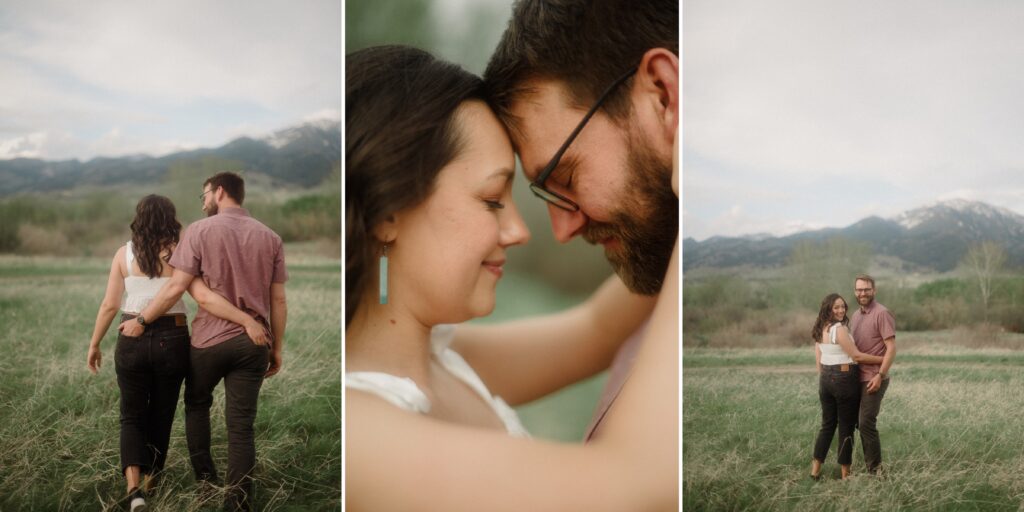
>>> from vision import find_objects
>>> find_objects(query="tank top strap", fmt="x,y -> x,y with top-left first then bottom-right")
829,322 -> 842,344
125,241 -> 137,277
345,372 -> 431,414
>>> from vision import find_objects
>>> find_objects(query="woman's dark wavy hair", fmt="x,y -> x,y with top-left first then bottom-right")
130,195 -> 181,279
811,293 -> 849,343
345,45 -> 485,326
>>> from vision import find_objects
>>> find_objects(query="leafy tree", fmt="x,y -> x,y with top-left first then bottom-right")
786,237 -> 873,307
960,241 -> 1007,320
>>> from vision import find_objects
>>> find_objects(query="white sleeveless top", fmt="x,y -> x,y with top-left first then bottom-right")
345,324 -> 530,438
121,241 -> 187,315
819,323 -> 855,365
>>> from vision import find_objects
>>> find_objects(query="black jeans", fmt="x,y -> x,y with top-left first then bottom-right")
185,334 -> 268,512
813,363 -> 861,466
114,314 -> 190,477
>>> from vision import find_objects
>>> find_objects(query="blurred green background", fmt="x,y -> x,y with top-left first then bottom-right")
346,0 -> 619,441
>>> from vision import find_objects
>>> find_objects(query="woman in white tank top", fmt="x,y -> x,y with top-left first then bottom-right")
809,293 -> 884,481
86,195 -> 265,510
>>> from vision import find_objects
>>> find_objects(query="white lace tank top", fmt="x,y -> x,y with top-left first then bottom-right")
121,241 -> 187,316
345,324 -> 530,438
819,323 -> 855,365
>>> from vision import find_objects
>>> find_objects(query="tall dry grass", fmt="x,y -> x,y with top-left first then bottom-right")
0,254 -> 340,510
684,344 -> 1024,510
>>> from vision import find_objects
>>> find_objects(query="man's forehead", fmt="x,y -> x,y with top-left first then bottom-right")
508,80 -> 577,134
507,80 -> 580,173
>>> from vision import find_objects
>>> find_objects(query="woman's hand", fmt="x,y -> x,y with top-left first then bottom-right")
243,318 -> 271,346
87,344 -> 102,373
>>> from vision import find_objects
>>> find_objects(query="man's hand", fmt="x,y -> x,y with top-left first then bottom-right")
266,350 -> 282,377
87,344 -> 102,373
243,319 -> 271,346
866,374 -> 883,394
119,319 -> 144,337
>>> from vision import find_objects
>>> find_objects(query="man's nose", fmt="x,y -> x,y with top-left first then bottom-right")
546,203 -> 587,243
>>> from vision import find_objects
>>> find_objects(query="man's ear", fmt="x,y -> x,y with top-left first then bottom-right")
632,48 -> 679,146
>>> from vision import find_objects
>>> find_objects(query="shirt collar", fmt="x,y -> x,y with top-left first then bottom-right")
219,206 -> 250,217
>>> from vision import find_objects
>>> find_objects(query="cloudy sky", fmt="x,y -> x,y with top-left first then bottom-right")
0,0 -> 340,161
683,1 -> 1024,241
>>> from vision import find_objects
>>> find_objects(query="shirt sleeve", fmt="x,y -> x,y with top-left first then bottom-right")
271,238 -> 288,283
878,309 -> 896,341
168,224 -> 201,276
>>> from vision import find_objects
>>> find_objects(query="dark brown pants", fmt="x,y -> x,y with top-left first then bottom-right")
859,377 -> 890,473
185,334 -> 268,511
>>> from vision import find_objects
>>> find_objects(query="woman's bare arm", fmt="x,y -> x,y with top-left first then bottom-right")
835,326 -> 883,364
346,239 -> 679,511
87,249 -> 126,373
188,278 -> 270,345
451,275 -> 656,405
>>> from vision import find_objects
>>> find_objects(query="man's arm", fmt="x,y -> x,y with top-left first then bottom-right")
118,268 -> 192,336
266,282 -> 287,377
867,337 -> 896,393
878,337 -> 896,375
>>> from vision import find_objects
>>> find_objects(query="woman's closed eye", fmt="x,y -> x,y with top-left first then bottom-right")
484,199 -> 505,210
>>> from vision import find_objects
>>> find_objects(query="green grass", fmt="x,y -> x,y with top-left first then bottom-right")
0,253 -> 340,511
683,333 -> 1024,511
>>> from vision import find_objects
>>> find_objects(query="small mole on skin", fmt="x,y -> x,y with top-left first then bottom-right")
389,319 -> 396,325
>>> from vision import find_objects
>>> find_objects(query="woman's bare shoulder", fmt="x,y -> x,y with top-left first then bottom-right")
111,245 -> 127,276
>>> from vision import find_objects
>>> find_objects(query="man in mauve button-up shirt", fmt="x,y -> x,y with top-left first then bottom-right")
850,273 -> 896,475
120,171 -> 287,511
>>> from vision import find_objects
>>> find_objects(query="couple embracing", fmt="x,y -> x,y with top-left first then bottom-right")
345,0 -> 679,510
810,274 -> 897,480
87,172 -> 286,511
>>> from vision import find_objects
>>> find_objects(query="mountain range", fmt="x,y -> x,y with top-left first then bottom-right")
0,120 -> 341,196
683,199 -> 1024,272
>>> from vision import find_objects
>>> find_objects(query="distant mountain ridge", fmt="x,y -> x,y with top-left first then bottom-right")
0,120 -> 341,196
684,200 -> 1024,271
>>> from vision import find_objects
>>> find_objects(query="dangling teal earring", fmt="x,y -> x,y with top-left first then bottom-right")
379,242 -> 389,304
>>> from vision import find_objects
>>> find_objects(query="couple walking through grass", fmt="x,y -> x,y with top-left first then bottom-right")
810,274 -> 897,480
87,172 -> 287,511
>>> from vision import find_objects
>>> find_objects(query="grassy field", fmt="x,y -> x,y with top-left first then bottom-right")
683,330 -> 1024,511
0,248 -> 340,511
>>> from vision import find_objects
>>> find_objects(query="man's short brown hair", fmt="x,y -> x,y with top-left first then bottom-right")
483,0 -> 677,135
854,274 -> 876,288
204,171 -> 245,205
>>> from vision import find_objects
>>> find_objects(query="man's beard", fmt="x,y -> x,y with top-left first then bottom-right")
205,203 -> 218,217
582,132 -> 677,295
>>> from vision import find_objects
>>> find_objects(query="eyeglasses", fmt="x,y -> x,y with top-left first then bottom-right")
529,67 -> 638,212
198,189 -> 212,201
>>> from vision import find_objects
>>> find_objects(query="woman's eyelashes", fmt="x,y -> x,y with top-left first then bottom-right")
484,199 -> 506,210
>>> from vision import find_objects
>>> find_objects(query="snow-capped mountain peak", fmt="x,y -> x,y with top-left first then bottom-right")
893,199 -> 1019,229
